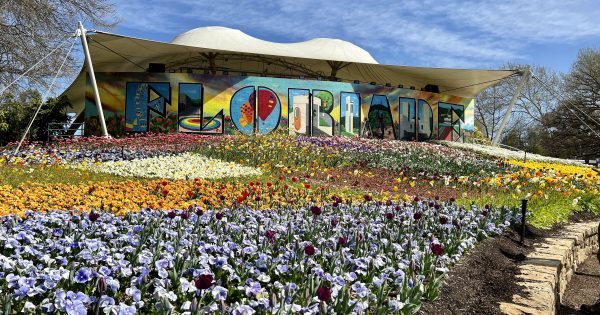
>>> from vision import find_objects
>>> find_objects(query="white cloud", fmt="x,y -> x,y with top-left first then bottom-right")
112,0 -> 600,68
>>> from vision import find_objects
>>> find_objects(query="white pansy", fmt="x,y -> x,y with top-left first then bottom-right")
77,153 -> 262,179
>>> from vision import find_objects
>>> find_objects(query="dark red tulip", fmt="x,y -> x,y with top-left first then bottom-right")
194,274 -> 214,290
439,216 -> 448,225
167,211 -> 177,219
310,205 -> 322,216
304,244 -> 316,256
181,211 -> 190,220
413,212 -> 422,220
331,218 -> 338,227
265,230 -> 275,241
430,243 -> 444,256
386,212 -> 394,220
215,212 -> 224,220
337,236 -> 347,246
97,276 -> 107,293
88,211 -> 100,222
317,287 -> 332,302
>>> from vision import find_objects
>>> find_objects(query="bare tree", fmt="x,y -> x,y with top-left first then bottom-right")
475,83 -> 509,140
475,63 -> 560,146
543,48 -> 600,159
0,0 -> 116,93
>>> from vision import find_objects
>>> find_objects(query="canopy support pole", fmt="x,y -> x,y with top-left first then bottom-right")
78,21 -> 108,137
492,68 -> 530,146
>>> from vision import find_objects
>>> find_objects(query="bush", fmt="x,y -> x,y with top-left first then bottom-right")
0,90 -> 71,145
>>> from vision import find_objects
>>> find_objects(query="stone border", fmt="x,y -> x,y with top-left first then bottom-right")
500,221 -> 599,315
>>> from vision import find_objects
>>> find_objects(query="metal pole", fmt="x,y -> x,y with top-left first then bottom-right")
492,68 -> 531,146
520,199 -> 528,245
78,21 -> 108,137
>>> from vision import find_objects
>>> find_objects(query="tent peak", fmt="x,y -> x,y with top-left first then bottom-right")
170,26 -> 378,64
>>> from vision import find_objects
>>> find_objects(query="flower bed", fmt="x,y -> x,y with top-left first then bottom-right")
440,141 -> 584,165
0,177 -> 345,217
1,133 -> 221,165
0,200 -> 515,314
77,153 -> 262,180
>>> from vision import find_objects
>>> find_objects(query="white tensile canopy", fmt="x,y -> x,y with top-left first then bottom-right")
64,26 -> 518,116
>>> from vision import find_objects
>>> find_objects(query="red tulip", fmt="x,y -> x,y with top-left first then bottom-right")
194,274 -> 214,290
265,230 -> 275,241
317,287 -> 332,302
430,243 -> 444,256
310,205 -> 322,216
88,211 -> 100,222
304,244 -> 316,256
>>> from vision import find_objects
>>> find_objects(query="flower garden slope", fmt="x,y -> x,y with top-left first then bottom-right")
78,153 -> 262,180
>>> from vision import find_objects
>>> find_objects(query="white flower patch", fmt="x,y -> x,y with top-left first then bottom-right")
79,153 -> 262,179
440,141 -> 584,165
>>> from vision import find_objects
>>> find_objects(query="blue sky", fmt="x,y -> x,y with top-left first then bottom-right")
106,0 -> 600,73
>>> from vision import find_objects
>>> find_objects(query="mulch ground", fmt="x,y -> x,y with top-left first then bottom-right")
419,221 -> 561,315
559,250 -> 600,314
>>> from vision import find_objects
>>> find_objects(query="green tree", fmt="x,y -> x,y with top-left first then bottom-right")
0,90 -> 71,145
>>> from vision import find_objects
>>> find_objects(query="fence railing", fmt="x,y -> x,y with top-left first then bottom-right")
47,122 -> 85,140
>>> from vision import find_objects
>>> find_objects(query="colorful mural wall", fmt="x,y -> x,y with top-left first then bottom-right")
85,73 -> 474,141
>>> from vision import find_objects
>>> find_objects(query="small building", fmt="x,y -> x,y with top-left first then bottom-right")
63,26 -> 517,141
